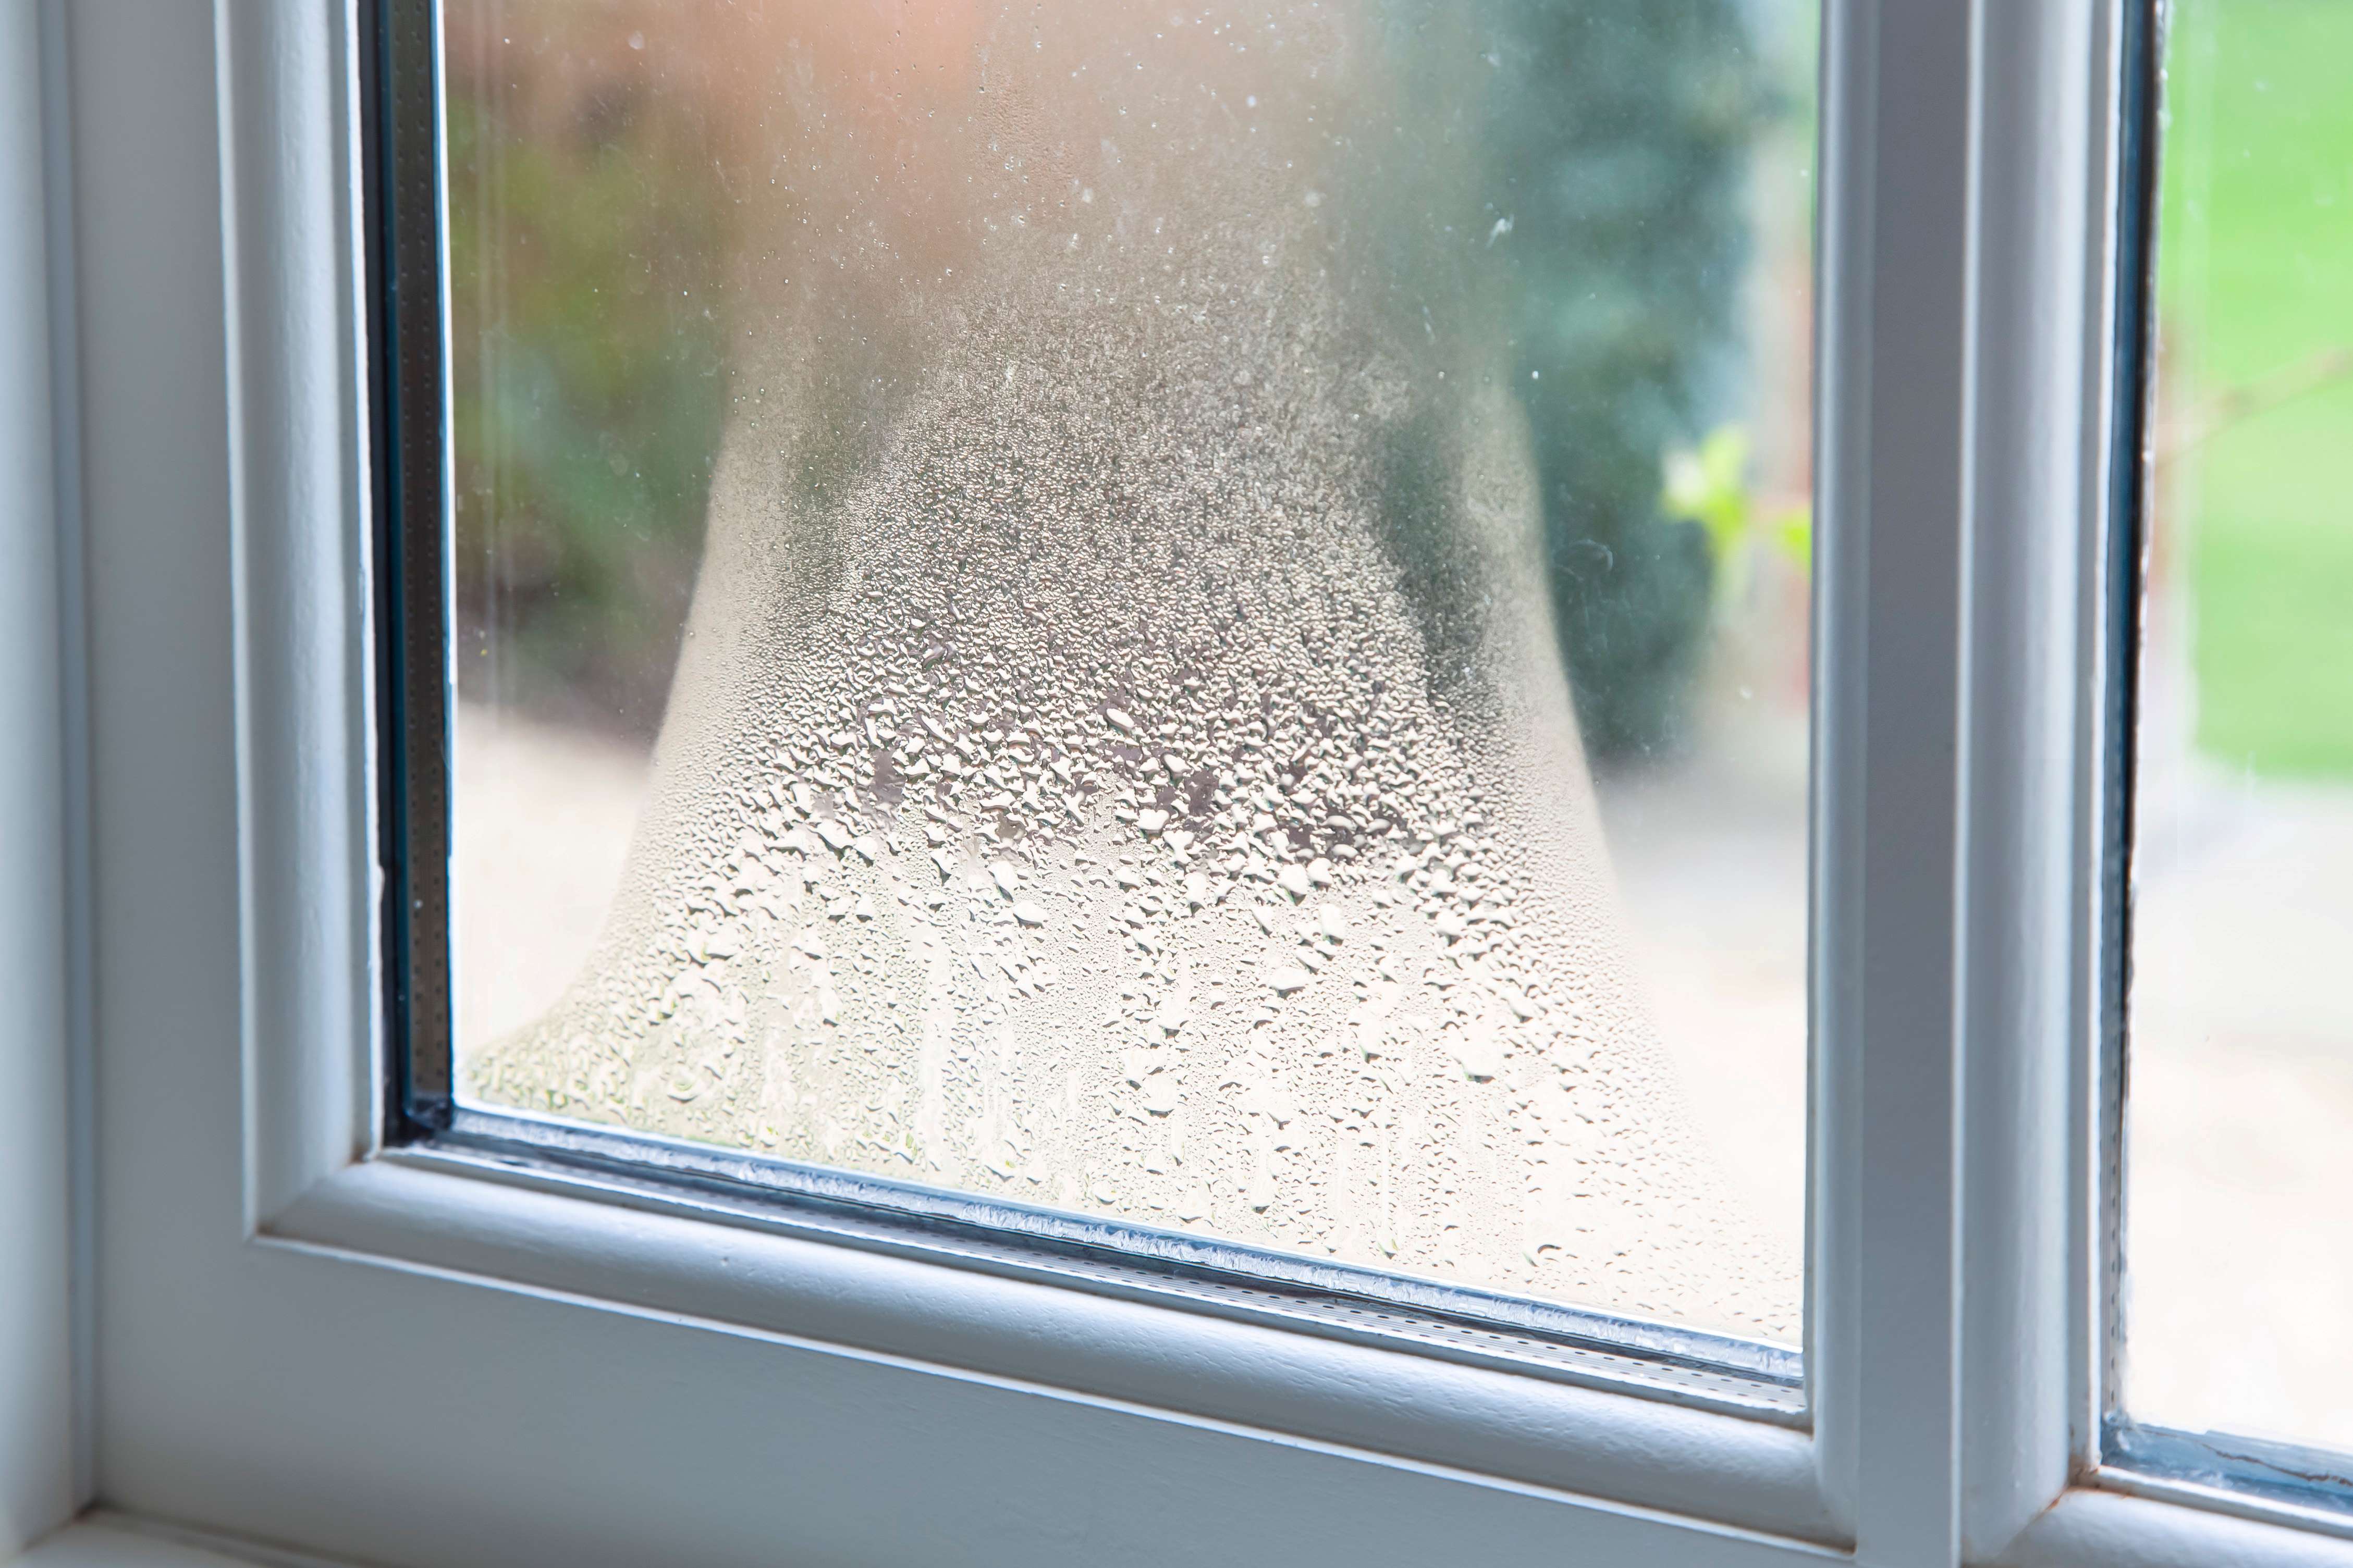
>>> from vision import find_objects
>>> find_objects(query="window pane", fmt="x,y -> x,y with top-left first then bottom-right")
444,0 -> 1817,1344
2127,0 -> 2353,1458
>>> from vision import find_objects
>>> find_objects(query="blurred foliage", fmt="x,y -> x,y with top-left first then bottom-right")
1661,422 -> 1812,595
1480,0 -> 1778,762
446,5 -> 1798,760
445,74 -> 730,737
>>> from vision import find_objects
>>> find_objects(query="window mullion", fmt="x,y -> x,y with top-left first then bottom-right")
1954,1 -> 2124,1559
1815,5 -> 2128,1561
1809,3 -> 1979,1563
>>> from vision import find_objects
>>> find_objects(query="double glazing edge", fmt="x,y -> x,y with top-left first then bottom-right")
432,1104 -> 1801,1417
2094,0 -> 2161,1473
367,0 -> 454,1140
361,0 -> 1808,1413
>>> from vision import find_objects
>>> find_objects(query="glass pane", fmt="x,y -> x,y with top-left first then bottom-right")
2127,0 -> 2353,1456
444,0 -> 1817,1344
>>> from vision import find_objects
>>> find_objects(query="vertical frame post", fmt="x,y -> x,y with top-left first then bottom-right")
1811,3 -> 2133,1562
1808,3 -> 1977,1562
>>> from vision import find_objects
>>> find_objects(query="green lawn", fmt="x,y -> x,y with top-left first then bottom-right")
2163,0 -> 2353,777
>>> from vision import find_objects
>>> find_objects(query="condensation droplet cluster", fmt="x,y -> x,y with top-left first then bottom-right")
466,0 -> 1798,1341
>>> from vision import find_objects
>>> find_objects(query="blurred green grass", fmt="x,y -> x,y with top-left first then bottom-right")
2163,0 -> 2353,776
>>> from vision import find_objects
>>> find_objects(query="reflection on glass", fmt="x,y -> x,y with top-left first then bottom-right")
2127,0 -> 2353,1455
446,0 -> 1816,1341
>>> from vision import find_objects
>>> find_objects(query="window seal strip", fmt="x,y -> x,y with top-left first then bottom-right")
2094,0 -> 2162,1453
368,0 -> 455,1144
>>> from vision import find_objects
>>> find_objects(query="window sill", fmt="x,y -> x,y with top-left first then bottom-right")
42,1473 -> 2353,1568
268,1153 -> 1840,1551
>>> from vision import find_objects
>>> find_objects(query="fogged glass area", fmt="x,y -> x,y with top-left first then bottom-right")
447,0 -> 1817,1341
2126,1 -> 2353,1453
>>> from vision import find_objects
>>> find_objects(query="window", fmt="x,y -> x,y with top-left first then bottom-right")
394,0 -> 1819,1374
2110,0 -> 2353,1511
50,1 -> 2353,1565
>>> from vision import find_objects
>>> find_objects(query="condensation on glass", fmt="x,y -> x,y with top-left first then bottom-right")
444,0 -> 1817,1342
2125,0 -> 2353,1458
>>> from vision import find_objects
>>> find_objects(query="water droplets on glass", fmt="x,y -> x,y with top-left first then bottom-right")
445,0 -> 1818,1344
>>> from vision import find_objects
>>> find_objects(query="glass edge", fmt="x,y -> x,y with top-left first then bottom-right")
2098,0 -> 2164,1440
430,1102 -> 1805,1408
2106,1417 -> 2353,1522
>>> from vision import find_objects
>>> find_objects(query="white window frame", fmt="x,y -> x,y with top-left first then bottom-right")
15,0 -> 2352,1564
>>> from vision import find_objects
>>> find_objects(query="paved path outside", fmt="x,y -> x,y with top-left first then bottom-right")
2128,765 -> 2353,1450
452,704 -> 649,1058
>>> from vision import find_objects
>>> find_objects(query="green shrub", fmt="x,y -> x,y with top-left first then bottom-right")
1480,0 -> 1772,764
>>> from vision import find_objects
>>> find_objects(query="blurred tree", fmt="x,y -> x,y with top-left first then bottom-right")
442,3 -> 1779,764
1479,0 -> 1768,763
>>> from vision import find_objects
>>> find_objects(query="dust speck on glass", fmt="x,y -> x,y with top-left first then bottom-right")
395,0 -> 1819,1354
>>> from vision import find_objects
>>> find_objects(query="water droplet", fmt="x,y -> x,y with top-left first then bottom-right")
1448,1016 -> 1503,1081
1264,960 -> 1311,995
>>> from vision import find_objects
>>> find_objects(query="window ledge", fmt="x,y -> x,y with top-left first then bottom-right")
268,1154 -> 1843,1552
